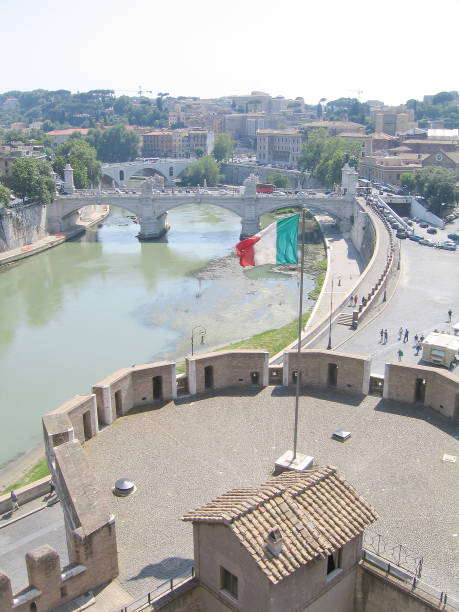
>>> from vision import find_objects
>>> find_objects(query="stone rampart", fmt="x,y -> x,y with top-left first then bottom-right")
1,351 -> 457,611
186,350 -> 269,395
383,362 -> 458,419
283,350 -> 371,395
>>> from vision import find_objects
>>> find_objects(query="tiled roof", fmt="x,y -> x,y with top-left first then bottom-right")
182,466 -> 378,584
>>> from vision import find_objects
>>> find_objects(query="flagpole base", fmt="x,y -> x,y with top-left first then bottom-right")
274,450 -> 314,472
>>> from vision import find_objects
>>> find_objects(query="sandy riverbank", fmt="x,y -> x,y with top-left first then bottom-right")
0,443 -> 46,493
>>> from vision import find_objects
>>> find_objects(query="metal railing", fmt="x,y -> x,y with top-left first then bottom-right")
113,567 -> 195,612
363,532 -> 423,577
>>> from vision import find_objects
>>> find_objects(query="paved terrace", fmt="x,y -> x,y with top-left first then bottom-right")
84,386 -> 459,599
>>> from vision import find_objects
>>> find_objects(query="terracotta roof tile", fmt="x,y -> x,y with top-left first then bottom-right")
182,466 -> 378,584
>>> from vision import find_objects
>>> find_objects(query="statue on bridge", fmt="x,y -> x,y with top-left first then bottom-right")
243,173 -> 259,197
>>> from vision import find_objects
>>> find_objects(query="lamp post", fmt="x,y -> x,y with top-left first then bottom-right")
191,325 -> 206,356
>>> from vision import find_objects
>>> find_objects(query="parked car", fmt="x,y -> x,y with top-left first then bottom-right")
419,238 -> 435,246
419,222 -> 429,228
447,233 -> 459,242
396,230 -> 408,239
427,227 -> 437,234
439,242 -> 457,251
409,235 -> 423,242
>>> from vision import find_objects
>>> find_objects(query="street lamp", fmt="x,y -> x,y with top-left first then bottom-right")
191,325 -> 206,356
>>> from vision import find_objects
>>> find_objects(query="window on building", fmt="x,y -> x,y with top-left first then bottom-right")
327,548 -> 342,576
221,567 -> 238,599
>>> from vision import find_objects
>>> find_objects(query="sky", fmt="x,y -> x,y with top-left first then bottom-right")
1,0 -> 458,106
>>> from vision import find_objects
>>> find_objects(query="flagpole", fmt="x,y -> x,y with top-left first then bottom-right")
293,208 -> 305,460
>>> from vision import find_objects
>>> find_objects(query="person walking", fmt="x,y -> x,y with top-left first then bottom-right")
349,295 -> 354,307
448,309 -> 452,322
414,334 -> 419,345
10,490 -> 19,513
404,329 -> 409,343
415,342 -> 421,356
397,349 -> 403,361
419,334 -> 425,343
384,329 -> 388,344
398,327 -> 403,340
380,329 -> 384,343
354,295 -> 358,307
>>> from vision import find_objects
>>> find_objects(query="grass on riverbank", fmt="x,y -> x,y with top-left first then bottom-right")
308,258 -> 327,300
216,311 -> 311,356
1,457 -> 49,495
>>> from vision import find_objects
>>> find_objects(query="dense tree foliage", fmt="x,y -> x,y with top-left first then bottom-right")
55,137 -> 101,185
212,133 -> 234,162
86,125 -> 141,162
399,172 -> 416,192
0,182 -> 10,205
0,89 -> 169,129
405,91 -> 459,129
414,166 -> 458,214
265,173 -> 290,188
324,98 -> 368,125
183,156 -> 221,186
10,158 -> 55,203
297,129 -> 361,188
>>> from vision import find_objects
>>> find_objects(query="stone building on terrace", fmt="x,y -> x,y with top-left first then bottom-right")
182,465 -> 378,611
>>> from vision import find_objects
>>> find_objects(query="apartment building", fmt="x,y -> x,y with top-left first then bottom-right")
256,129 -> 304,165
0,142 -> 46,179
359,153 -> 426,184
369,107 -> 415,136
142,128 -> 214,158
47,128 -> 90,152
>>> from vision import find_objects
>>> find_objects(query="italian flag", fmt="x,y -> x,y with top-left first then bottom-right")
236,214 -> 299,267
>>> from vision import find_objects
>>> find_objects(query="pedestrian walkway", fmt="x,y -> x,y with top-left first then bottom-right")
0,492 -> 59,529
307,205 -> 395,351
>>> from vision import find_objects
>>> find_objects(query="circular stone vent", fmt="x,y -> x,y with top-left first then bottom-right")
113,478 -> 136,497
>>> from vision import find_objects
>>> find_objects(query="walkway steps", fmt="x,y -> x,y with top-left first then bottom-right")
337,312 -> 354,326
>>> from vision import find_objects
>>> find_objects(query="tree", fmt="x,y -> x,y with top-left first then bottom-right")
399,172 -> 416,192
87,125 -> 140,162
265,173 -> 290,188
298,129 -> 361,188
53,155 -> 88,189
212,133 -> 234,162
0,182 -> 10,206
57,138 -> 101,185
184,156 -> 221,186
10,157 -> 55,203
414,166 -> 458,214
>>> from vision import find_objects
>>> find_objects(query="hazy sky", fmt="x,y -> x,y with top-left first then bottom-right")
1,0 -> 458,105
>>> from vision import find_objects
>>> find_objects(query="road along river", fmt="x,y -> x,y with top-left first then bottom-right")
0,203 -> 320,473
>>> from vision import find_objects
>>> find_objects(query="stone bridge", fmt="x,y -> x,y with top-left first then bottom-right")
101,158 -> 193,187
47,163 -> 359,240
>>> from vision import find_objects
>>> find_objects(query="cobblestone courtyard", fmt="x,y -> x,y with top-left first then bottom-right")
84,386 -> 459,599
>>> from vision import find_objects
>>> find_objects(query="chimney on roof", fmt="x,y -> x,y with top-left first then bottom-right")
266,527 -> 283,557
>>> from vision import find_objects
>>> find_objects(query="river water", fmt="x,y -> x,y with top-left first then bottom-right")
0,204 -> 315,470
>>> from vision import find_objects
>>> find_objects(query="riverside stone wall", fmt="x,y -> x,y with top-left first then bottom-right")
0,203 -> 48,252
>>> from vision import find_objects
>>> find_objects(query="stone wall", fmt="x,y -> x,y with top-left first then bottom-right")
283,350 -> 371,395
355,563 -> 441,611
221,163 -> 322,189
350,203 -> 376,269
186,350 -> 269,395
383,362 -> 459,419
0,203 -> 48,252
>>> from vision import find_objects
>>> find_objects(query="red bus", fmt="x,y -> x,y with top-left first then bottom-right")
256,183 -> 275,194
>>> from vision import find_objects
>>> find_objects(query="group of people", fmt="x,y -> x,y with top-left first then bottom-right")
378,327 -> 426,361
9,480 -> 55,514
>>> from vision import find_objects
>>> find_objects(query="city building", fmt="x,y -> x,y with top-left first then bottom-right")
0,142 -> 46,179
142,128 -> 214,158
46,128 -> 90,152
359,153 -> 426,184
369,107 -> 415,136
422,150 -> 459,177
339,132 -> 372,157
256,129 -> 304,165
224,113 -> 281,140
301,121 -> 366,136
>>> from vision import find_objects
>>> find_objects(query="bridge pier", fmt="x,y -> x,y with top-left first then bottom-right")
240,217 -> 260,240
138,212 -> 169,240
